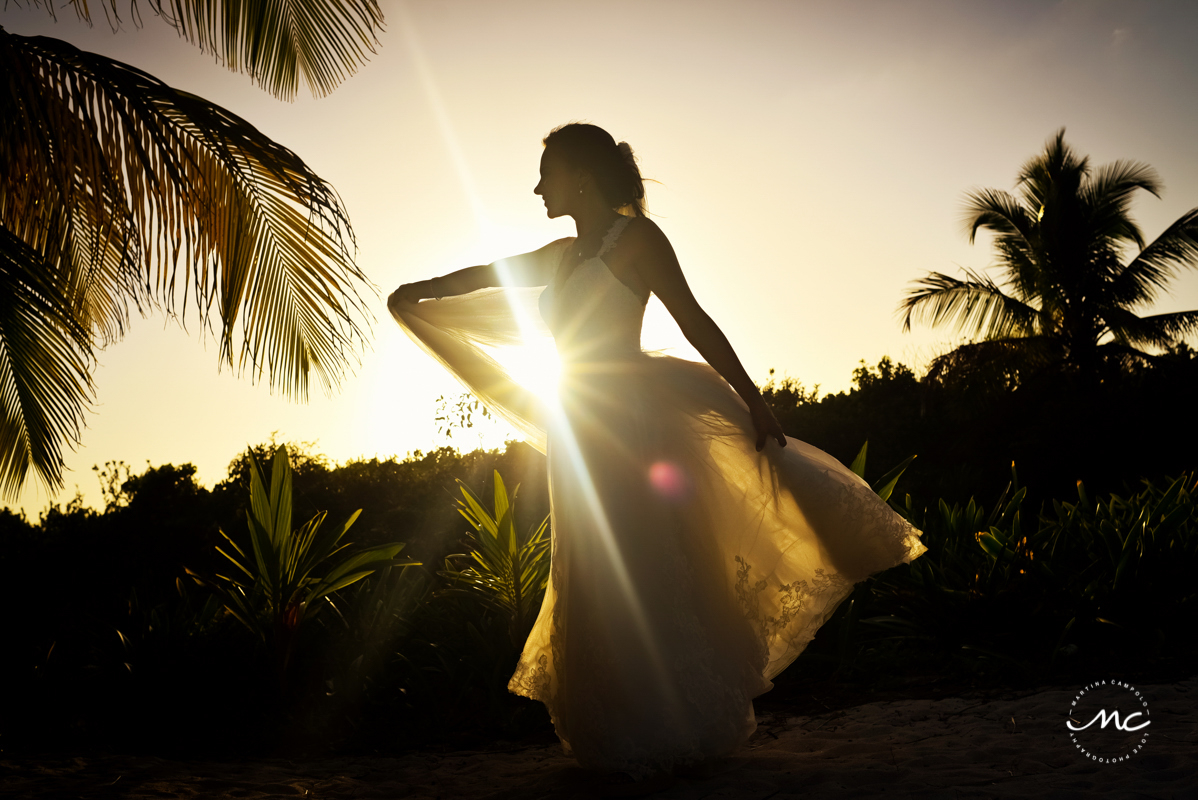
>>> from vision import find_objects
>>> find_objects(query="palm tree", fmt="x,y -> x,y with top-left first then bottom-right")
899,128 -> 1198,386
0,1 -> 385,500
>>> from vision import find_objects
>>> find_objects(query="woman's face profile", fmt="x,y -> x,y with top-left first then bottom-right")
534,146 -> 575,219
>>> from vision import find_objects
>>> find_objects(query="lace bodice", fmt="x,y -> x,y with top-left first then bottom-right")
539,215 -> 646,362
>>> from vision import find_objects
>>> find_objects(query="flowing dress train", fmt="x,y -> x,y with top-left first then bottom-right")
390,215 -> 927,778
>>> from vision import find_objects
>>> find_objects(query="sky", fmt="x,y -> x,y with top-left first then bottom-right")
4,0 -> 1198,519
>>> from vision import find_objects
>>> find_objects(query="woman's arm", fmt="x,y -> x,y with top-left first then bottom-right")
388,237 -> 572,312
390,265 -> 488,308
630,221 -> 786,451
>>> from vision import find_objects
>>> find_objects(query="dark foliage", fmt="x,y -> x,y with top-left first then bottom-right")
2,349 -> 1195,757
761,346 -> 1198,509
0,439 -> 546,754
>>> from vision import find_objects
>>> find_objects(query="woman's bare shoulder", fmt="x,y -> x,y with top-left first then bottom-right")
625,215 -> 663,237
622,217 -> 680,273
624,216 -> 676,254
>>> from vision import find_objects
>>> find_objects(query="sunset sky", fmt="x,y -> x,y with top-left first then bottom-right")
4,0 -> 1198,519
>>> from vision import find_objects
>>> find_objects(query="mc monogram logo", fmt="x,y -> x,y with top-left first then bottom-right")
1066,680 -> 1152,763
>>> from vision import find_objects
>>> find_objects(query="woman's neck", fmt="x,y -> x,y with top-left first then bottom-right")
572,207 -> 621,241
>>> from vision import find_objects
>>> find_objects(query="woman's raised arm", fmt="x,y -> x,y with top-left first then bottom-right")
629,221 -> 787,452
389,237 -> 571,312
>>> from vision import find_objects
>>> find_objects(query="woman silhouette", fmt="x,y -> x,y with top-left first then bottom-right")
390,123 -> 926,786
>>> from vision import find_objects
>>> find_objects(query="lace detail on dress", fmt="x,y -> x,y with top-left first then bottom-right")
597,214 -> 633,258
507,516 -> 575,754
734,553 -> 853,669
507,649 -> 551,700
732,461 -> 926,679
541,218 -> 646,360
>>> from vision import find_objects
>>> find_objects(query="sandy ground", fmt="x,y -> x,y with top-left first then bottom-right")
3,675 -> 1195,799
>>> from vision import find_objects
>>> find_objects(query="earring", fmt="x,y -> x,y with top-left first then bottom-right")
578,185 -> 584,195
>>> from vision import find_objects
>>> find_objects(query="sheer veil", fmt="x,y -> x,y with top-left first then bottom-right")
388,238 -> 573,454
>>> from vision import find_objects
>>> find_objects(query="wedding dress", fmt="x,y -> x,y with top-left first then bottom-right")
390,215 -> 927,778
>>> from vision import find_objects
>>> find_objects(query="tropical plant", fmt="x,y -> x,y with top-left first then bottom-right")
854,464 -> 1198,685
439,470 -> 551,649
0,1 -> 385,500
1038,470 -> 1198,667
187,444 -> 419,693
304,561 -> 432,746
114,579 -> 230,675
871,467 -> 1048,681
900,128 -> 1198,384
848,440 -> 916,503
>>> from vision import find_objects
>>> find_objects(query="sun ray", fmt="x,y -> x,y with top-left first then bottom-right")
395,1 -> 487,227
541,378 -> 685,713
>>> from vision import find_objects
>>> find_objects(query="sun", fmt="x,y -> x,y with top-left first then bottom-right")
493,338 -> 562,403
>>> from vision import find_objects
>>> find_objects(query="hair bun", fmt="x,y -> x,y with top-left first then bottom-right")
543,123 -> 647,216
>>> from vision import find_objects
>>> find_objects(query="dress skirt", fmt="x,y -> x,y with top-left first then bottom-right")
505,351 -> 927,778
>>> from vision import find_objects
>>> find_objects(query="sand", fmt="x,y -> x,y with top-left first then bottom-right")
3,675 -> 1195,799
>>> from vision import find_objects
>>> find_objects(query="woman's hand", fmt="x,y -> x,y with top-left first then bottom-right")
388,281 -> 430,313
749,397 -> 787,452
387,265 -> 492,313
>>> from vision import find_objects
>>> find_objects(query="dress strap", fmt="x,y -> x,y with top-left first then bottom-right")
597,215 -> 634,259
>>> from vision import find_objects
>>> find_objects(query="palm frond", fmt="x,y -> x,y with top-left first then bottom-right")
960,188 -> 1048,304
17,0 -> 385,101
1094,341 -> 1166,371
961,187 -> 1034,245
1,29 -> 376,405
1109,209 -> 1198,307
1016,128 -> 1088,210
1081,159 -> 1161,252
0,226 -> 96,498
1134,309 -> 1198,339
1103,307 -> 1198,349
899,269 -> 1040,339
154,0 -> 385,101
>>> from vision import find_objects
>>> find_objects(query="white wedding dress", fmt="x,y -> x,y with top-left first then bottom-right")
391,215 -> 927,778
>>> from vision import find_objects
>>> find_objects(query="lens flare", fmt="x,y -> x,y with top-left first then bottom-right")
648,460 -> 691,501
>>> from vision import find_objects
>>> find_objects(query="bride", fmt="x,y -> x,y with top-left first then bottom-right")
389,123 -> 927,784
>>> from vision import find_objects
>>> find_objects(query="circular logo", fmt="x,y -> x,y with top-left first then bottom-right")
1065,680 -> 1151,763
